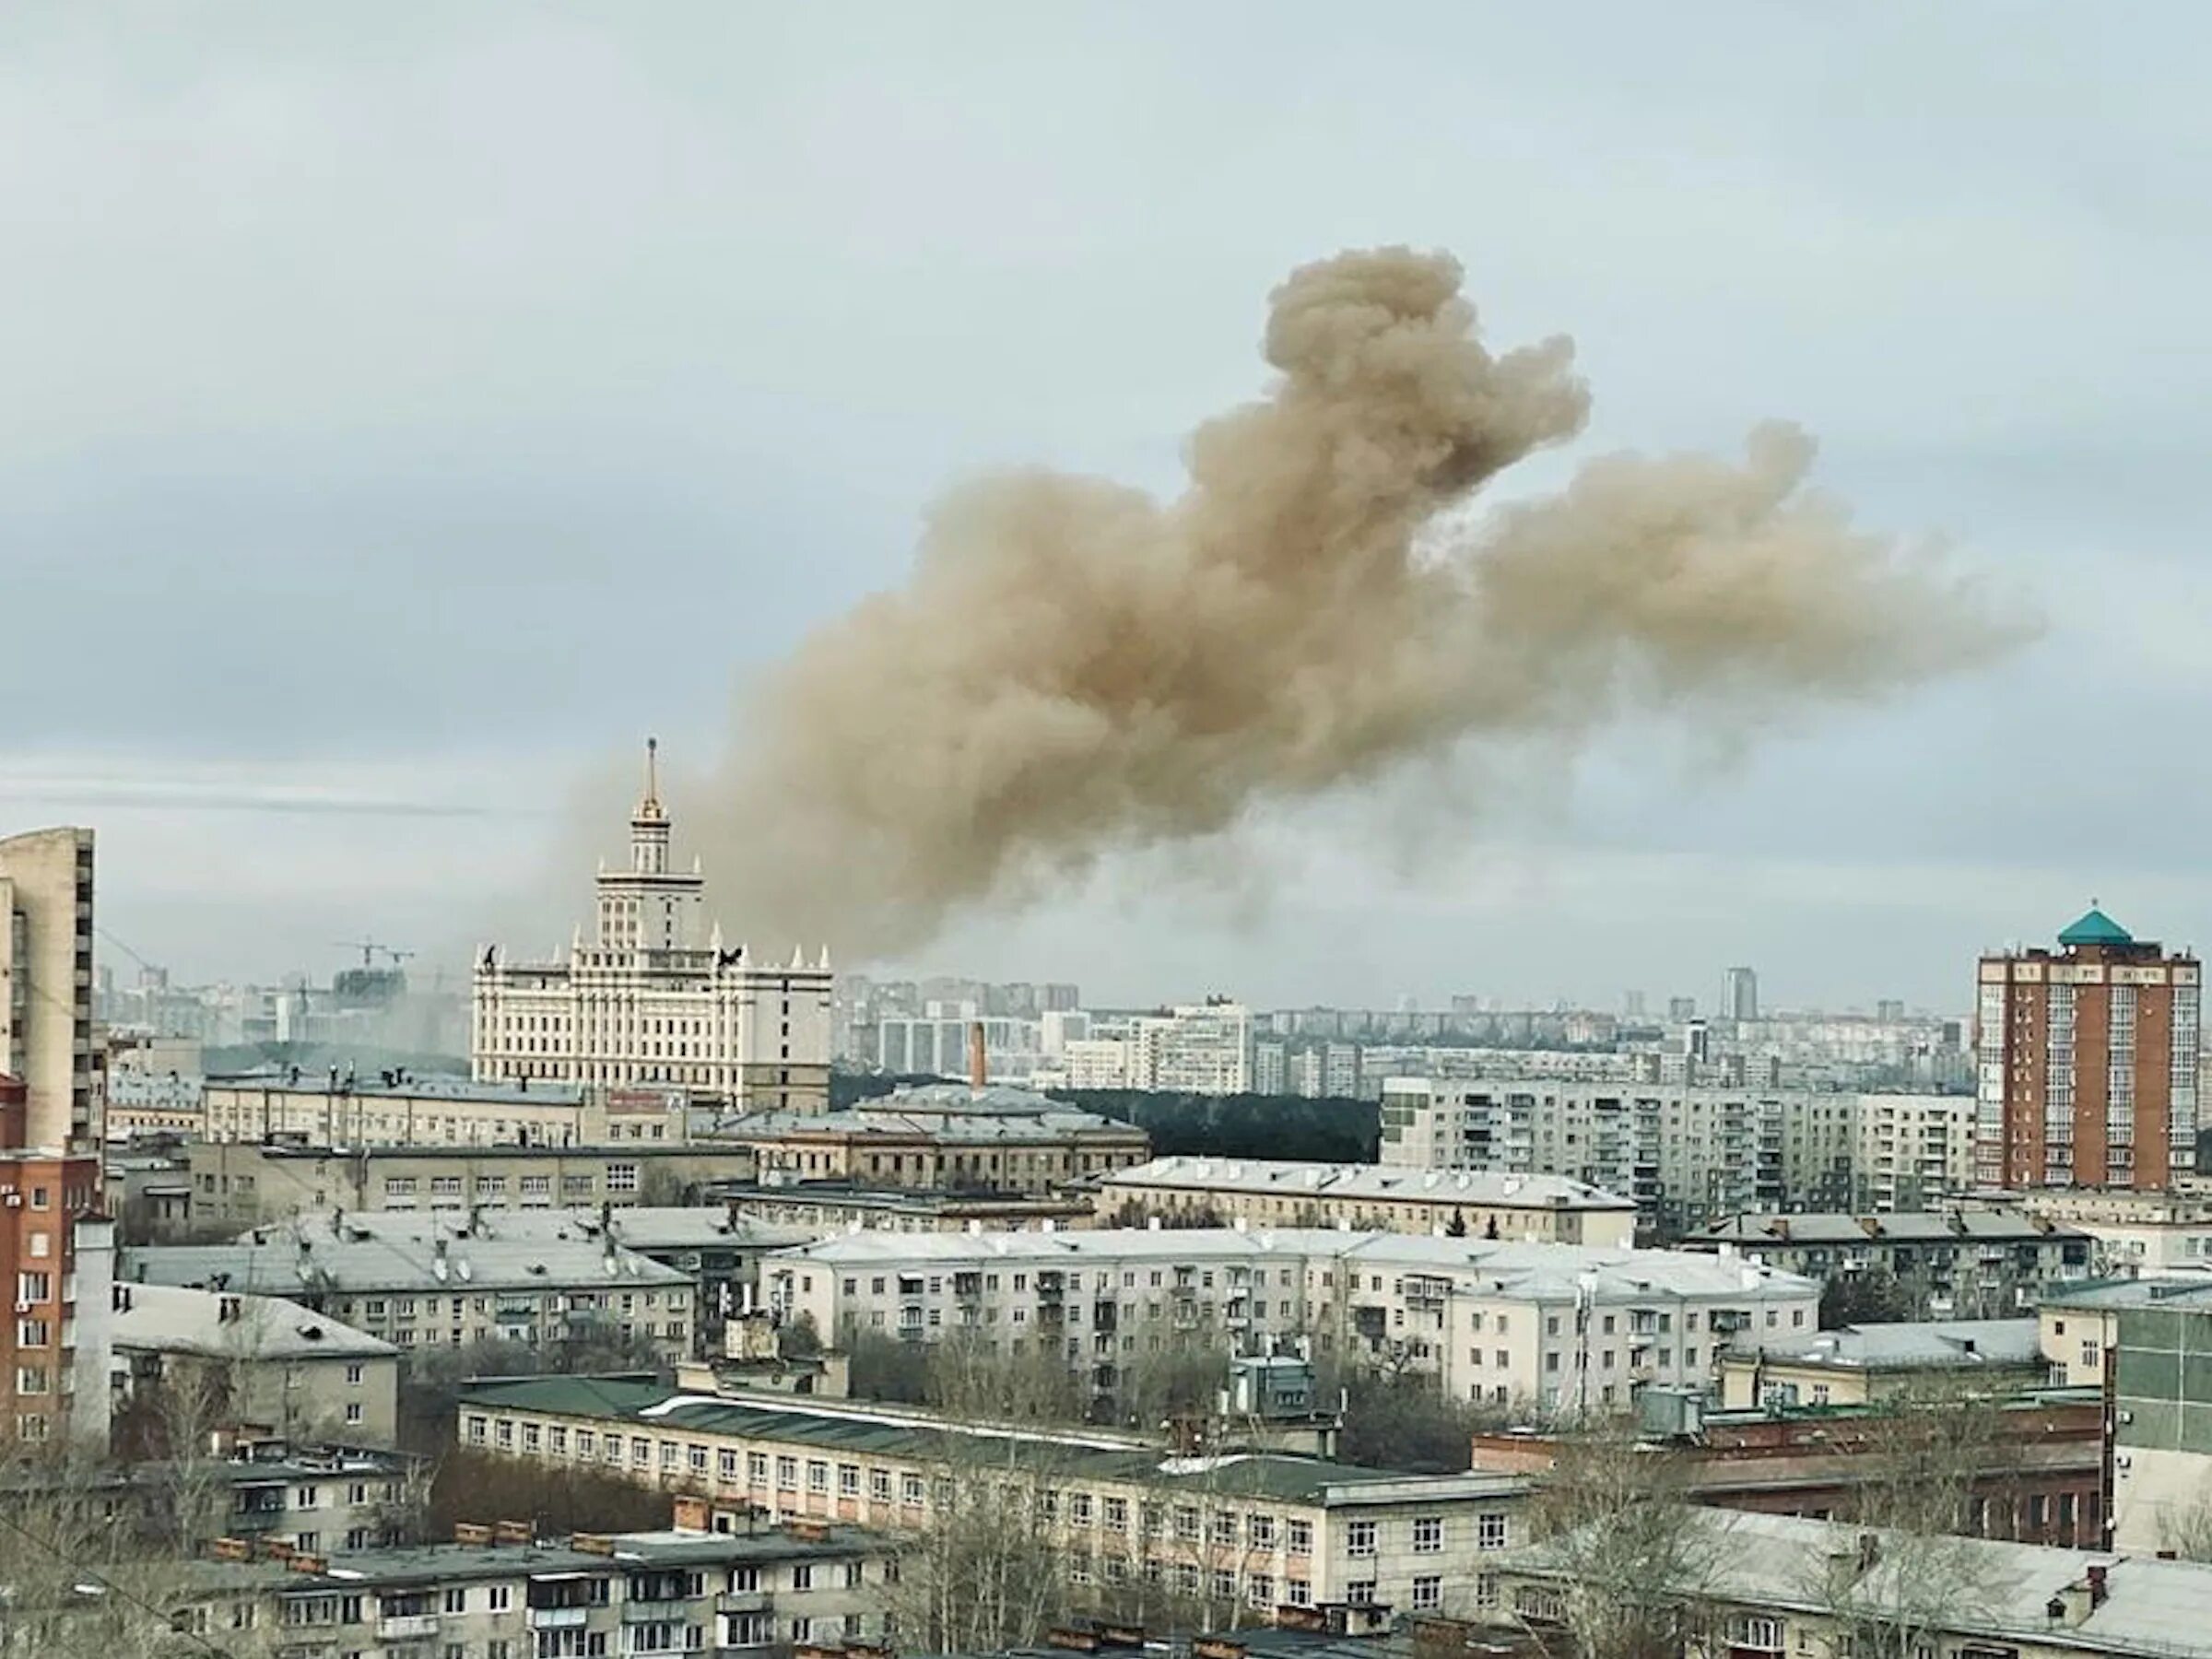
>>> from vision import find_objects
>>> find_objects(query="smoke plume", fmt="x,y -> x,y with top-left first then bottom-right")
696,247 -> 2025,957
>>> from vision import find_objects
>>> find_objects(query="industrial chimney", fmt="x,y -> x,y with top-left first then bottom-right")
968,1020 -> 988,1092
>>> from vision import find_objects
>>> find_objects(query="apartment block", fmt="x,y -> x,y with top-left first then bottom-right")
0,827 -> 98,1150
458,1376 -> 1532,1618
109,1281 -> 401,1446
1976,907 -> 2200,1189
1714,1317 -> 2049,1409
768,1228 -> 1818,1417
1688,1211 -> 2092,1319
1378,1074 -> 1858,1237
714,1180 -> 1097,1234
178,1514 -> 893,1656
122,1230 -> 695,1359
1852,1091 -> 1975,1211
1095,1156 -> 1637,1247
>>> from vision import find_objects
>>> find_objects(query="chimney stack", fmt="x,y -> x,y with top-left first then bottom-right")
968,1021 -> 988,1091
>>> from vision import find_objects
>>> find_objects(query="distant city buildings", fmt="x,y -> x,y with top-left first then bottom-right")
0,826 -> 99,1149
1975,907 -> 2199,1190
1723,966 -> 1759,1024
471,743 -> 832,1112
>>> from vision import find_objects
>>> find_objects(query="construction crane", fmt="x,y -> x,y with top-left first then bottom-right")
333,939 -> 417,969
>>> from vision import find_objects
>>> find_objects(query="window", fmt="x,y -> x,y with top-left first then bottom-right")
443,1588 -> 466,1614
1735,1615 -> 1784,1653
1477,1512 -> 1508,1550
776,1456 -> 798,1489
749,1453 -> 769,1486
1174,1506 -> 1200,1542
345,1363 -> 365,1385
1101,1496 -> 1127,1531
1346,1520 -> 1377,1557
1249,1512 -> 1276,1547
1287,1579 -> 1312,1607
901,1474 -> 925,1505
1070,1492 -> 1093,1526
869,1467 -> 891,1501
838,1464 -> 859,1497
1411,1515 -> 1442,1553
1247,1573 -> 1274,1608
1287,1518 -> 1312,1554
488,1587 -> 511,1612
608,1163 -> 639,1194
345,1403 -> 364,1426
1411,1575 -> 1441,1611
1210,1511 -> 1237,1545
792,1564 -> 814,1592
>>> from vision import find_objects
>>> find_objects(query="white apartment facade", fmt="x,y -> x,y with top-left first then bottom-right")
472,743 -> 833,1112
767,1228 -> 1818,1416
1379,1075 -> 1860,1236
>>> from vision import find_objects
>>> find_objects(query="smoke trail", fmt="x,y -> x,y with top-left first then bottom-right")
695,247 -> 2026,957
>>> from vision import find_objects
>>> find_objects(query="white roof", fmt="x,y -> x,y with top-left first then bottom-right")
249,1207 -> 813,1253
112,1283 -> 396,1361
124,1231 -> 691,1296
775,1227 -> 1815,1303
1101,1155 -> 1635,1211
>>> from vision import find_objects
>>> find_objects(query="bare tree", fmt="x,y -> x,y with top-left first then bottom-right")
1520,1429 -> 1721,1659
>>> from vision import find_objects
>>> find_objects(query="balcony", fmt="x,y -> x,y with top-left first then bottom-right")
624,1601 -> 695,1623
527,1606 -> 591,1630
717,1592 -> 771,1615
376,1614 -> 441,1641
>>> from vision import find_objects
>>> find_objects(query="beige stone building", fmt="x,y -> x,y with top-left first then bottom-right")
1096,1156 -> 1637,1246
1852,1090 -> 1976,1211
712,1082 -> 1149,1194
198,1070 -> 662,1147
459,1375 -> 1533,1618
109,1281 -> 401,1446
1715,1317 -> 2047,1410
0,826 -> 98,1150
185,1137 -> 759,1228
472,745 -> 833,1112
717,1180 -> 1097,1234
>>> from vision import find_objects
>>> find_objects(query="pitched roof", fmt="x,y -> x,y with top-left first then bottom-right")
112,1283 -> 396,1361
1100,1156 -> 1637,1212
124,1232 -> 690,1296
2059,907 -> 2134,947
1723,1318 -> 2042,1371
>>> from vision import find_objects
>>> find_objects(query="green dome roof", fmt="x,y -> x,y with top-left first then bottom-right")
2058,907 -> 2133,947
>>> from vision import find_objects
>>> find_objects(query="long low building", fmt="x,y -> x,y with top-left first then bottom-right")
457,1375 -> 1533,1618
123,1230 -> 697,1359
1095,1157 -> 1637,1247
171,1512 -> 892,1658
185,1137 -> 762,1229
768,1228 -> 1818,1416
707,1082 -> 1151,1194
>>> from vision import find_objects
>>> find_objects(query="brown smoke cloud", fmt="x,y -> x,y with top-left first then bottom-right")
694,247 -> 2027,958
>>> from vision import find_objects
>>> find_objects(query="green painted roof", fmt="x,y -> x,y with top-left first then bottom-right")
2058,907 -> 2133,947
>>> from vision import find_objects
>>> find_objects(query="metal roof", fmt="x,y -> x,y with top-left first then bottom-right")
112,1283 -> 397,1361
1689,1211 -> 2089,1246
1722,1318 -> 2043,1371
124,1232 -> 690,1296
2059,907 -> 2135,947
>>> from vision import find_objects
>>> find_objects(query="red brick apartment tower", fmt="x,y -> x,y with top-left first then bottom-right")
1976,909 -> 2201,1190
0,1072 -> 107,1447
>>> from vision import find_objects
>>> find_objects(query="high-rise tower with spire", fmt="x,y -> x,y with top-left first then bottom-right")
471,740 -> 833,1112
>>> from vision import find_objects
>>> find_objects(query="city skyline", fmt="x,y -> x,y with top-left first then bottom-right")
8,7 -> 2212,1009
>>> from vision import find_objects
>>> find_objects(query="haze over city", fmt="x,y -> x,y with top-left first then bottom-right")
7,6 -> 2210,1008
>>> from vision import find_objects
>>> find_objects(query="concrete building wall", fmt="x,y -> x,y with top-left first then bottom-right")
0,828 -> 97,1150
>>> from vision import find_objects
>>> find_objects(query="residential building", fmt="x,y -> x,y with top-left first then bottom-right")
1377,1074 -> 1858,1237
1976,907 -> 2200,1190
1469,1389 -> 2106,1548
258,1206 -> 813,1344
2015,1188 -> 2212,1278
712,1179 -> 1098,1234
1686,1211 -> 2094,1319
1,1072 -> 114,1447
183,1137 -> 760,1229
0,1440 -> 424,1555
457,1375 -> 1533,1616
1134,1000 -> 1254,1095
1486,1510 -> 2212,1657
1853,1091 -> 1975,1211
0,826 -> 98,1149
176,1511 -> 894,1656
122,1230 -> 695,1359
1714,1318 -> 2048,1409
472,741 -> 833,1111
876,1007 -> 1049,1084
109,1281 -> 401,1445
709,1082 -> 1149,1193
1095,1157 -> 1637,1247
1253,1039 -> 1288,1096
768,1228 -> 1818,1416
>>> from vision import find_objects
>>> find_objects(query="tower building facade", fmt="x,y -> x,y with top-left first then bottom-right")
0,827 -> 98,1150
1975,908 -> 2199,1190
471,743 -> 832,1112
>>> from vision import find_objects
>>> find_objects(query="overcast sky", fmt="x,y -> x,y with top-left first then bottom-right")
6,4 -> 2209,1014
